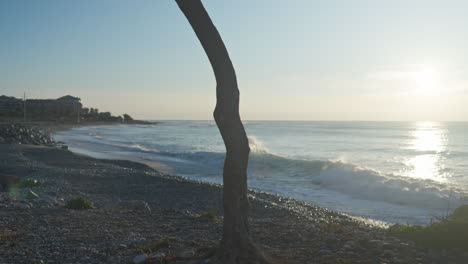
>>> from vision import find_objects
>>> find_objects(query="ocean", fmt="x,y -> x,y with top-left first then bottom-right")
54,121 -> 468,225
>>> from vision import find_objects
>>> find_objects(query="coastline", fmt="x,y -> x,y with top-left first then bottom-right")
1,134 -> 466,263
0,120 -> 159,132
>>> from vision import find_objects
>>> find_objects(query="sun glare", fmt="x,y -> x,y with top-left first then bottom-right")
402,122 -> 448,181
411,67 -> 440,89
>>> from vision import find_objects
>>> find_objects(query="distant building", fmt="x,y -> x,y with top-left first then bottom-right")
0,95 -> 82,122
57,95 -> 81,102
0,96 -> 22,117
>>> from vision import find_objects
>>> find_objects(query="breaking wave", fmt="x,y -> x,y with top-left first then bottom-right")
248,152 -> 465,210
60,131 -> 466,211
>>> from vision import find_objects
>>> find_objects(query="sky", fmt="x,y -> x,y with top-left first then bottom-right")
1,0 -> 467,121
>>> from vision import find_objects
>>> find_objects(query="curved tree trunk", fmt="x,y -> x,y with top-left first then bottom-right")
175,1 -> 269,263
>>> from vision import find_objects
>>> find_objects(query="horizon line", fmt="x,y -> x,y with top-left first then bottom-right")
139,119 -> 468,122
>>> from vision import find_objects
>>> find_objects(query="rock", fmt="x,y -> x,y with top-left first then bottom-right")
148,252 -> 166,260
56,198 -> 65,205
382,249 -> 394,257
318,249 -> 332,255
133,254 -> 147,264
14,203 -> 31,209
381,242 -> 393,250
0,124 -> 54,146
176,249 -> 195,258
343,244 -> 352,251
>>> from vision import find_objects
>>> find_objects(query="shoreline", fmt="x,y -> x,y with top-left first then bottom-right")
52,122 -> 463,226
0,120 -> 160,132
1,142 -> 466,263
53,124 -> 392,226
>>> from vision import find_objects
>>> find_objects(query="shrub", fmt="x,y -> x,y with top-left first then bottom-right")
64,197 -> 95,210
388,205 -> 468,249
199,207 -> 220,222
15,178 -> 40,188
138,236 -> 175,254
451,204 -> 468,219
156,236 -> 175,249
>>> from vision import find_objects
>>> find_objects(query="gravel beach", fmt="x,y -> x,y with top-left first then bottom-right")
0,141 -> 466,264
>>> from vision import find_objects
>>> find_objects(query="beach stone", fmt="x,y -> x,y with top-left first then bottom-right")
14,203 -> 31,209
148,252 -> 166,260
381,242 -> 393,249
56,198 -> 65,205
0,124 -> 54,146
133,254 -> 147,264
318,249 -> 332,255
176,249 -> 195,258
382,249 -> 394,257
343,244 -> 352,251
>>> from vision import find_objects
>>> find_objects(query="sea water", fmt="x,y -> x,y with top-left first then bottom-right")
54,121 -> 468,225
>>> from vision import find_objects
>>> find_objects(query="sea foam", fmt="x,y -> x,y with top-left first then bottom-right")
54,121 -> 468,224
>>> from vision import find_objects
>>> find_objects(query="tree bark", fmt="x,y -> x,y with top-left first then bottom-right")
175,1 -> 268,263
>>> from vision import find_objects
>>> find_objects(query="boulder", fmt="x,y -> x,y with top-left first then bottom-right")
0,124 -> 54,146
133,254 -> 147,264
175,249 -> 195,258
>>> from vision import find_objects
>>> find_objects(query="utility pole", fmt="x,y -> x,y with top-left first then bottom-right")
76,101 -> 80,124
23,92 -> 26,122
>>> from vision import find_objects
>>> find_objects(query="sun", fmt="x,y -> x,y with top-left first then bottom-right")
411,67 -> 440,88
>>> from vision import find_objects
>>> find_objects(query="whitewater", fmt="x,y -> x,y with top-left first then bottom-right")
54,121 -> 468,225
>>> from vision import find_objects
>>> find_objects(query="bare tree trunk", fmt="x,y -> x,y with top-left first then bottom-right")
175,1 -> 269,263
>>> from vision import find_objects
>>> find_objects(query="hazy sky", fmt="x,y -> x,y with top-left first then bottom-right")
1,0 -> 467,121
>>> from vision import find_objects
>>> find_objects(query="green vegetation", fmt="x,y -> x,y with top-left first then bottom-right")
15,178 -> 41,188
155,236 -> 175,249
388,205 -> 468,249
113,205 -> 129,210
138,236 -> 175,254
64,197 -> 95,210
199,207 -> 221,222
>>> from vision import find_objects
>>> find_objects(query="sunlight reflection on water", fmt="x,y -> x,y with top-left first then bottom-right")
402,122 -> 449,181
